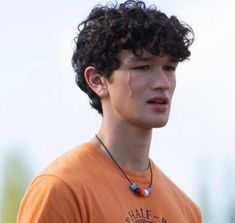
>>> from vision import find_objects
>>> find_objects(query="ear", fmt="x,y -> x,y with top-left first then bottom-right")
84,66 -> 108,98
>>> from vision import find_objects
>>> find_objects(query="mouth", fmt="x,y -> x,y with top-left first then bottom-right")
147,97 -> 169,105
147,97 -> 169,112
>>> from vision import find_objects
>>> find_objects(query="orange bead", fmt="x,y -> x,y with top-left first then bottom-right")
139,188 -> 145,197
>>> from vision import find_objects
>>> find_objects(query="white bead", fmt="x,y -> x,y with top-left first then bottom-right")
144,189 -> 150,197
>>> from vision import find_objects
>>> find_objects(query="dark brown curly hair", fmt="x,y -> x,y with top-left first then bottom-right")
72,0 -> 194,114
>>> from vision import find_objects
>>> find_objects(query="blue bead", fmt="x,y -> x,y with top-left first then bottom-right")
130,183 -> 138,191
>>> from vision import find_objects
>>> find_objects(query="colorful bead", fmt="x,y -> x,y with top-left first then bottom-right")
139,188 -> 145,197
130,184 -> 152,197
134,187 -> 142,195
130,183 -> 138,191
146,187 -> 152,194
144,189 -> 150,197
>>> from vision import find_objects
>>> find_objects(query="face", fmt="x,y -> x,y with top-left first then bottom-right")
103,49 -> 178,129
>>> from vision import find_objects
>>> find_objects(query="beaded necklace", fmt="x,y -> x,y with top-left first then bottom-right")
95,135 -> 153,197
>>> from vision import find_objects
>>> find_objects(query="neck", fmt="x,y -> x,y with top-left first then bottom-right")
92,119 -> 152,172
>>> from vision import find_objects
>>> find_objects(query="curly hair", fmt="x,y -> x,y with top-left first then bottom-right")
72,0 -> 194,115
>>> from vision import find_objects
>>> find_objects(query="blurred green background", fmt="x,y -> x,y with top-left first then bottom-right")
1,150 -> 32,223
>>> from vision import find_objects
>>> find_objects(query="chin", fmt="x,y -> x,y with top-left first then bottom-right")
153,123 -> 168,128
138,119 -> 169,130
129,114 -> 170,129
152,119 -> 169,128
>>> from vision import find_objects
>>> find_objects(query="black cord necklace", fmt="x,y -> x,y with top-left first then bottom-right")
95,134 -> 153,197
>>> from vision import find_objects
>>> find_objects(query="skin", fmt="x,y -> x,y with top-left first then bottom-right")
85,49 -> 178,171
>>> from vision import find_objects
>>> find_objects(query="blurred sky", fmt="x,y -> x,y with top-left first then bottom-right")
0,0 -> 235,222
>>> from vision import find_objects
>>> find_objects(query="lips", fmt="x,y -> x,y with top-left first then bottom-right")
147,96 -> 169,112
147,96 -> 169,105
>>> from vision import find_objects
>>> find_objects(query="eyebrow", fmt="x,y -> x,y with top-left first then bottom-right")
128,55 -> 179,63
128,55 -> 155,62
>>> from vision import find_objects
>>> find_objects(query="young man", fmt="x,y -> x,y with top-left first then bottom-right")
18,1 -> 202,222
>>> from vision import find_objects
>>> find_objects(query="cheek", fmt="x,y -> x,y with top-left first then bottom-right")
127,72 -> 146,97
167,77 -> 176,102
171,76 -> 176,94
127,72 -> 133,97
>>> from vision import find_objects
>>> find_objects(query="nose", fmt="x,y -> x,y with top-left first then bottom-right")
150,68 -> 172,90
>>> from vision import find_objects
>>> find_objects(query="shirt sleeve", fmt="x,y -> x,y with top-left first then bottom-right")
186,201 -> 203,223
17,175 -> 82,223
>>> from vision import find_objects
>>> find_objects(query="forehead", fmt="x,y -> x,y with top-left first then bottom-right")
118,49 -> 178,64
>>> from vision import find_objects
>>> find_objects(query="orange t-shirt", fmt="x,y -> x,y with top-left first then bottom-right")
17,143 -> 202,223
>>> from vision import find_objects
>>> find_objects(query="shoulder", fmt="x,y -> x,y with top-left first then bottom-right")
153,164 -> 202,222
17,143 -> 97,223
28,142 -> 104,198
39,143 -> 97,186
17,175 -> 82,223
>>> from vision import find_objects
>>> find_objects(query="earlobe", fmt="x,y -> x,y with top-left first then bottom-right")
84,66 -> 108,97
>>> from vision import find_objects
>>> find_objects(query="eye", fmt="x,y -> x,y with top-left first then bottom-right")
163,65 -> 176,72
132,65 -> 150,71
